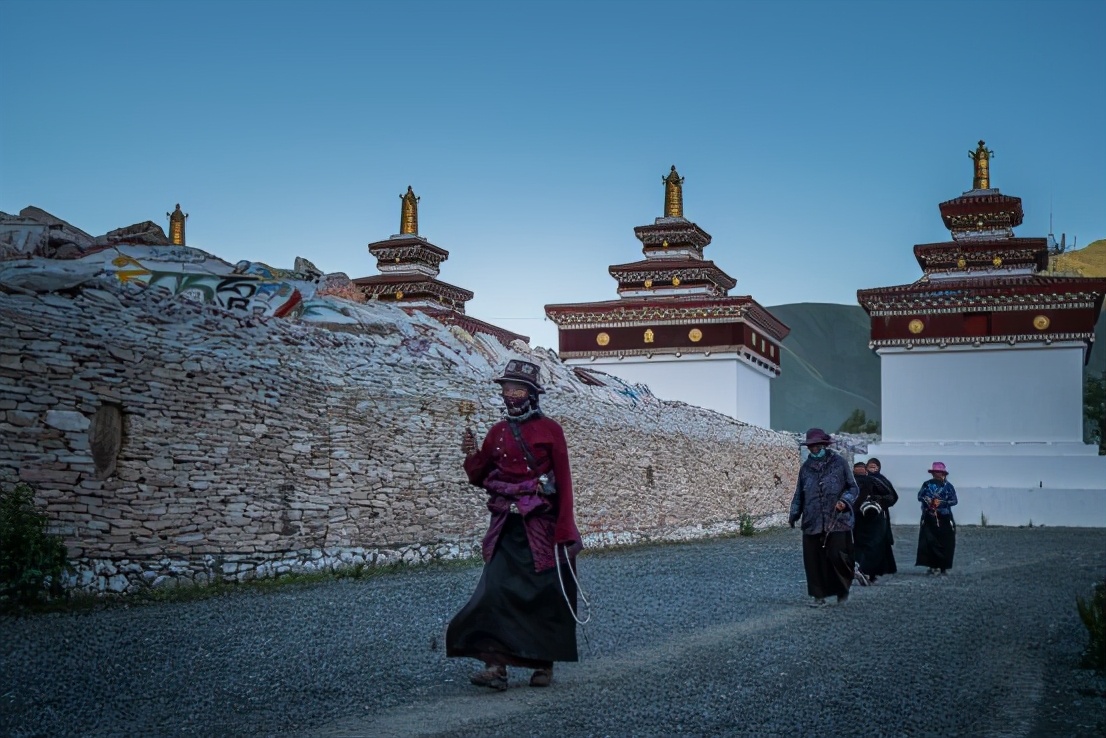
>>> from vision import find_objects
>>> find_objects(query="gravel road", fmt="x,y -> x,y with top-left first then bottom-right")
3,525 -> 1104,737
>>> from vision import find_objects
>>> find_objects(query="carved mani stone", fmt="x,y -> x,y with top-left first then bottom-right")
90,404 -> 123,480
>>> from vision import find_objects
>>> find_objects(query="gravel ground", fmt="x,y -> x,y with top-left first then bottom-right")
3,525 -> 1104,737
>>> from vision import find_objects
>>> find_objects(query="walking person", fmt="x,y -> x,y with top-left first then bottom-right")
447,360 -> 583,690
916,461 -> 957,575
852,461 -> 897,583
788,428 -> 859,607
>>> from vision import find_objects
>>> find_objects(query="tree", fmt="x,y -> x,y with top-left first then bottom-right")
837,408 -> 880,435
0,483 -> 70,607
1085,370 -> 1106,455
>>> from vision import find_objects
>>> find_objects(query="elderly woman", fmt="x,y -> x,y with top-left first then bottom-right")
788,428 -> 859,607
852,461 -> 898,583
916,461 -> 957,575
447,360 -> 583,690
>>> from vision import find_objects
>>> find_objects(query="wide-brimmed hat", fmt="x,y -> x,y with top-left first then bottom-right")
928,461 -> 948,474
493,359 -> 545,394
799,428 -> 832,446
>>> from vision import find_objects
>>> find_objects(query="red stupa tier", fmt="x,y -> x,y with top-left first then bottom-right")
353,187 -> 528,346
544,295 -> 788,373
545,166 -> 788,373
858,141 -> 1106,360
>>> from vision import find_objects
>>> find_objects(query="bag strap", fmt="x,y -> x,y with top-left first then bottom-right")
507,420 -> 540,472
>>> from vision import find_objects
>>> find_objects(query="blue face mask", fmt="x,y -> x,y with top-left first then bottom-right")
809,448 -> 826,459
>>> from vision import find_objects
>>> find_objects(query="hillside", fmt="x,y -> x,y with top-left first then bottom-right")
768,303 -> 879,433
1050,238 -> 1106,278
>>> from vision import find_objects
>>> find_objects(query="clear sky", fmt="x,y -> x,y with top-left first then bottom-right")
2,0 -> 1103,350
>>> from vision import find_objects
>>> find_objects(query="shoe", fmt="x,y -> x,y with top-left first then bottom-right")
529,667 -> 553,687
836,594 -> 849,605
939,569 -> 949,576
926,568 -> 937,576
809,597 -> 827,608
470,664 -> 508,691
868,575 -> 878,584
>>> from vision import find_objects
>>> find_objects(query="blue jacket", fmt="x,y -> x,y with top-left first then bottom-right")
918,479 -> 957,518
789,450 -> 859,535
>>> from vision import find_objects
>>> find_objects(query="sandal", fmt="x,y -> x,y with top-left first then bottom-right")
470,664 -> 508,691
529,667 -> 553,687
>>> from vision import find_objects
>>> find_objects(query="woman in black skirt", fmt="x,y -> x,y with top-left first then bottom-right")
447,359 -> 582,690
915,461 -> 957,575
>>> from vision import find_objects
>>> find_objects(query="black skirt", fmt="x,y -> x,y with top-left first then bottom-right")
854,512 -> 897,577
915,514 -> 956,570
446,514 -> 578,668
801,531 -> 854,599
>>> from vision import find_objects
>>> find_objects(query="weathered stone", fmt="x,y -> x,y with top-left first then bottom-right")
44,409 -> 88,431
95,221 -> 170,247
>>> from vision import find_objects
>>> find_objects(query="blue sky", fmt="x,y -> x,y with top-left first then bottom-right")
2,0 -> 1103,349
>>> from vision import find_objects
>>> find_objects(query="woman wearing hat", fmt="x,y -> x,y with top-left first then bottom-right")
788,428 -> 859,607
916,462 -> 957,575
447,359 -> 583,690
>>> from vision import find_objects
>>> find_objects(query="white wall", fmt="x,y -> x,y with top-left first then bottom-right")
863,443 -> 1106,527
736,362 -> 772,430
567,353 -> 773,428
880,343 -> 1086,443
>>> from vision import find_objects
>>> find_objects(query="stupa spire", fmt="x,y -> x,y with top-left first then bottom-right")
167,204 -> 188,245
399,186 -> 420,235
663,166 -> 685,218
969,140 -> 994,190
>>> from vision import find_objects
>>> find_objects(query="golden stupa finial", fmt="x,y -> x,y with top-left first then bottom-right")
399,186 -> 420,235
969,140 -> 994,190
166,203 -> 188,245
662,165 -> 685,218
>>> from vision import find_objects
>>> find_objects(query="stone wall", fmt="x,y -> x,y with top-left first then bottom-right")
1,275 -> 798,594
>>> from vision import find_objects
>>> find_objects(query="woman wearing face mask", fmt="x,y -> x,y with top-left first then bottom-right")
788,428 -> 859,607
446,359 -> 583,690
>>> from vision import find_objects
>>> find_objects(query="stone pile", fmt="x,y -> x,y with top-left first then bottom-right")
1,228 -> 799,595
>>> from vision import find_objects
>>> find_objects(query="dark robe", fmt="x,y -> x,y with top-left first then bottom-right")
853,474 -> 898,577
915,478 -> 957,571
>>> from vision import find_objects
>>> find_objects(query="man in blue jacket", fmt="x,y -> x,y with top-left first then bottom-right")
788,428 -> 859,607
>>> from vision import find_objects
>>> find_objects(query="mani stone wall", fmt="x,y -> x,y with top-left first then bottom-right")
0,276 -> 799,594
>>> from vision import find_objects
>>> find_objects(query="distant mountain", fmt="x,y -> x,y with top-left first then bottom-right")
768,303 -> 879,433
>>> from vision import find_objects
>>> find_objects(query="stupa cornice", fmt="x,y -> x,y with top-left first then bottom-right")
868,331 -> 1096,350
913,237 -> 1049,273
608,258 -> 738,292
633,222 -> 712,250
545,296 -> 789,341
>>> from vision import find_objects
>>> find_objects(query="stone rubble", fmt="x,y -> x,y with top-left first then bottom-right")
0,216 -> 800,595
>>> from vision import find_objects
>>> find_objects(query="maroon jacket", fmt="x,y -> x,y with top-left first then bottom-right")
464,415 -> 581,572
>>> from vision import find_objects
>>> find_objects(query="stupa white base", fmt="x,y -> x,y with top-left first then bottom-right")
565,351 -> 774,428
865,440 -> 1106,528
867,340 -> 1103,526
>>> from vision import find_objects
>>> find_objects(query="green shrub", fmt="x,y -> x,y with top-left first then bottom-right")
0,482 -> 70,607
1077,577 -> 1106,672
739,513 -> 755,537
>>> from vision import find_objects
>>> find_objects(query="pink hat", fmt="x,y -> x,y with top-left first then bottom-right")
928,461 -> 948,474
